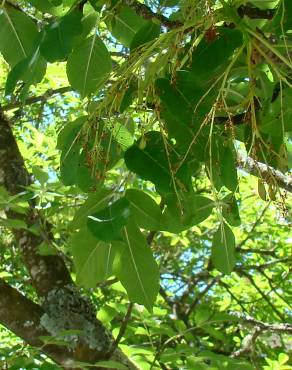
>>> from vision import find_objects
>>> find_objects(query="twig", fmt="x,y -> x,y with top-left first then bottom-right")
219,281 -> 248,313
231,326 -> 261,358
2,86 -> 72,111
237,247 -> 276,257
108,302 -> 134,355
241,257 -> 292,271
186,276 -> 221,316
240,271 -> 285,321
237,202 -> 271,249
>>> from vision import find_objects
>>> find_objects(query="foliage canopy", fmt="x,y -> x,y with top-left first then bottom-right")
0,0 -> 291,369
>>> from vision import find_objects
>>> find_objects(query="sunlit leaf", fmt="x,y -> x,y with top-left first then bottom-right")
70,228 -> 115,287
113,223 -> 159,311
67,34 -> 112,97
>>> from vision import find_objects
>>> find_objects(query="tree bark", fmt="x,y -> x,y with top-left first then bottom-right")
0,109 -> 138,369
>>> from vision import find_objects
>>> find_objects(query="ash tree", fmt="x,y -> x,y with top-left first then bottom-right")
0,0 -> 291,369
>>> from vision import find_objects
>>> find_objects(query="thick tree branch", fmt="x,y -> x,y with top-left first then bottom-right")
0,278 -> 138,369
0,278 -> 77,367
238,156 -> 292,193
230,312 -> 292,358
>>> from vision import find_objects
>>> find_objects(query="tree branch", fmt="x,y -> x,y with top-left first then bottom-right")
185,275 -> 221,317
0,278 -> 76,367
230,312 -> 292,358
121,0 -> 182,29
108,302 -> 134,356
237,4 -> 275,20
1,86 -> 72,112
238,156 -> 292,193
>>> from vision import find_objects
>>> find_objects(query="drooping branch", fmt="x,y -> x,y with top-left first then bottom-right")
238,156 -> 292,193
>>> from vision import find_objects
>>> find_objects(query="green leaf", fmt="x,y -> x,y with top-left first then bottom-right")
82,3 -> 100,36
96,305 -> 118,324
87,198 -> 131,242
211,223 -> 236,274
66,34 -> 112,97
0,6 -> 38,66
107,120 -> 134,150
75,150 -> 99,192
220,141 -> 238,192
60,138 -> 81,186
57,116 -> 86,150
159,0 -> 179,7
38,242 -> 57,256
63,0 -> 77,6
125,189 -> 162,230
124,131 -> 191,194
58,116 -> 87,186
58,117 -> 123,188
260,88 -> 292,136
108,6 -> 147,47
113,223 -> 159,311
5,38 -> 47,95
27,0 -> 66,16
119,81 -> 137,113
40,10 -> 83,62
0,218 -> 27,230
70,188 -> 113,230
162,192 -> 214,232
190,28 -> 242,83
155,77 -> 193,132
130,21 -> 160,51
70,228 -> 115,288
155,76 -> 211,153
32,166 -> 49,186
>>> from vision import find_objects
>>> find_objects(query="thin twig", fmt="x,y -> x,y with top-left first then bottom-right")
108,302 -> 134,355
2,86 -> 72,111
237,202 -> 271,249
186,276 -> 221,316
240,271 -> 285,321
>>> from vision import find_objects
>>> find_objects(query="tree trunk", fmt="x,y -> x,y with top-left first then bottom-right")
0,109 -> 138,369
